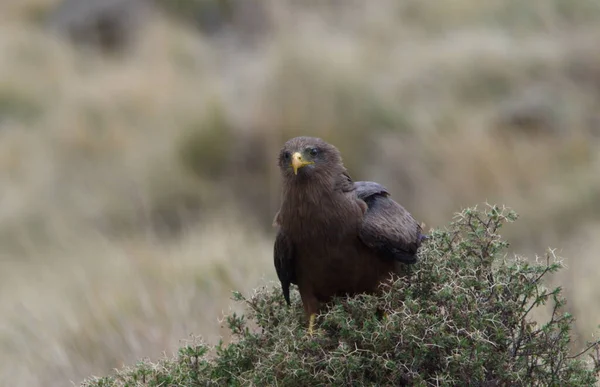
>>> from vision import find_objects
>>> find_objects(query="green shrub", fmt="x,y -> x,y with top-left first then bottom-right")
81,205 -> 600,386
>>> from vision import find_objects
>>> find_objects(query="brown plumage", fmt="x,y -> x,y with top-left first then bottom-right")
273,136 -> 424,334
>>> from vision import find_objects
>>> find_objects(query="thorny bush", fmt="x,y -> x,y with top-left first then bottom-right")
83,205 -> 600,386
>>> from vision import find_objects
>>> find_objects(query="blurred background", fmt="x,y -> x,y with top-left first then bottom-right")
1,0 -> 599,385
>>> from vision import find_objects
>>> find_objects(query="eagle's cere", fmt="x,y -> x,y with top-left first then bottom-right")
273,136 -> 425,335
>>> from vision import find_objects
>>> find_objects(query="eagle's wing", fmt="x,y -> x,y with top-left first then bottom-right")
273,213 -> 296,305
355,181 -> 422,264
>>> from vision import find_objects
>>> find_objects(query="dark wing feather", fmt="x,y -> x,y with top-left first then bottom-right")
274,229 -> 296,305
354,181 -> 388,199
355,181 -> 422,264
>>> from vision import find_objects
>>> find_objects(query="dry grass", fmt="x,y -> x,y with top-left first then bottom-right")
1,0 -> 600,385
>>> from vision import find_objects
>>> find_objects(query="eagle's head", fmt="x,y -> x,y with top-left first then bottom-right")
277,136 -> 345,181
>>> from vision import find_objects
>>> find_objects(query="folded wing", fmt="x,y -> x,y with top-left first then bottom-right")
355,181 -> 422,264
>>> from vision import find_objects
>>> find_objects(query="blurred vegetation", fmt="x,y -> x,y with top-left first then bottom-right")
1,0 -> 600,386
82,206 -> 600,386
179,99 -> 234,180
154,0 -> 270,41
0,85 -> 43,123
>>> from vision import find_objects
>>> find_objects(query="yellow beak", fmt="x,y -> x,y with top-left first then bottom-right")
291,152 -> 313,175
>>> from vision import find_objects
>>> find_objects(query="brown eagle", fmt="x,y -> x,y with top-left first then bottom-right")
273,136 -> 424,334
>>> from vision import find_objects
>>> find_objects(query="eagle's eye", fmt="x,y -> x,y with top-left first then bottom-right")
308,147 -> 319,157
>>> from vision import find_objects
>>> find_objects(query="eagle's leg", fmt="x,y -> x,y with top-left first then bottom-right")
299,288 -> 320,336
308,313 -> 317,335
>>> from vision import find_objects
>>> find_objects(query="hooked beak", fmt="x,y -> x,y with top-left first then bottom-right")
291,152 -> 313,175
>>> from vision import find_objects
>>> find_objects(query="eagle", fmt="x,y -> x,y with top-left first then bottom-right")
273,136 -> 424,334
